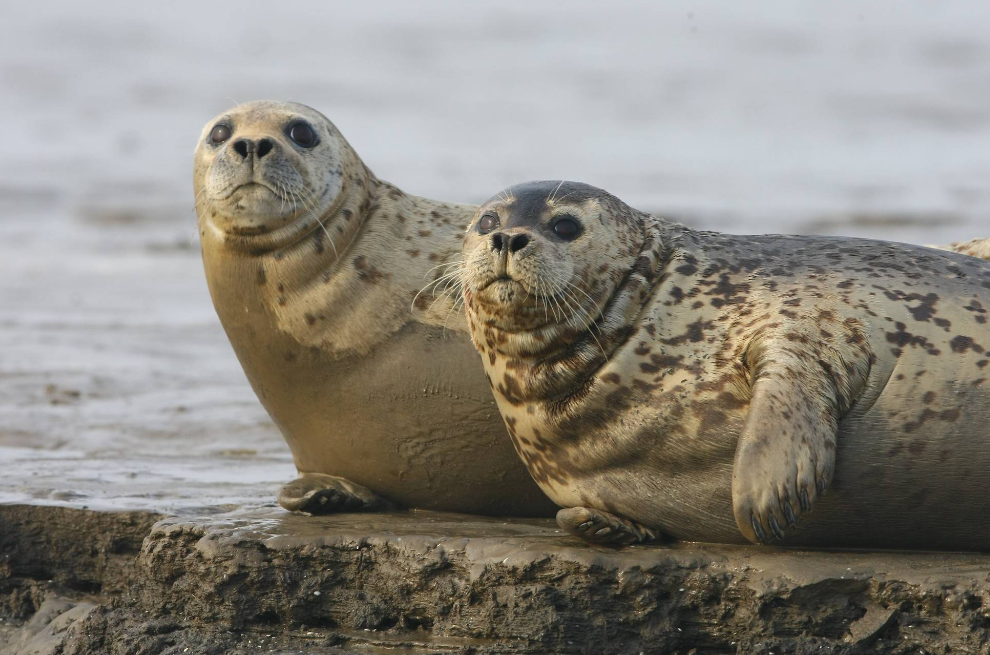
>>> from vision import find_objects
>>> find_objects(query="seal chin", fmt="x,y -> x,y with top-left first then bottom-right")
209,184 -> 304,236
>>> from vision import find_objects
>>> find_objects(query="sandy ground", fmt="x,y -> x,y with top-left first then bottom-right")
3,1 -> 990,514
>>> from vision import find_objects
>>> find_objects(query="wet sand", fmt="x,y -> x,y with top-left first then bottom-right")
5,504 -> 990,653
4,2 -> 990,653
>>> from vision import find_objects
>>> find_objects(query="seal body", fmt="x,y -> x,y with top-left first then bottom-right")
462,181 -> 990,549
194,102 -> 554,516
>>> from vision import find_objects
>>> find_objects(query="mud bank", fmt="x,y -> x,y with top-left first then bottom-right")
2,504 -> 989,654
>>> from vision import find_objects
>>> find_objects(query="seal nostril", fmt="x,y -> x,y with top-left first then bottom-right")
491,233 -> 505,252
508,234 -> 529,253
256,138 -> 273,159
232,139 -> 251,159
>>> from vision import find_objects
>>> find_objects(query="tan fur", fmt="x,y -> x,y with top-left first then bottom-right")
931,237 -> 990,262
462,181 -> 990,550
194,102 -> 554,516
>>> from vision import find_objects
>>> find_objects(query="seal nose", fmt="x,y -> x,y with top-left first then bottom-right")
232,137 -> 275,160
490,232 -> 530,254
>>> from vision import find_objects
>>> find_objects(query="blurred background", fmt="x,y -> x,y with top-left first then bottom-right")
2,1 -> 988,510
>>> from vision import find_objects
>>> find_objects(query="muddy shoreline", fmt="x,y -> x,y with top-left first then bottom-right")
3,503 -> 989,654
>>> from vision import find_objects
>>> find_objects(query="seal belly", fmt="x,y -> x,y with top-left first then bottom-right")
787,355 -> 990,550
220,302 -> 553,515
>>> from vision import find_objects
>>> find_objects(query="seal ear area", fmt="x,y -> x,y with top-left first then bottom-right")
731,340 -> 840,545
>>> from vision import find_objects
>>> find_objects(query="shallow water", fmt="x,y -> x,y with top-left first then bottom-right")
2,1 -> 989,512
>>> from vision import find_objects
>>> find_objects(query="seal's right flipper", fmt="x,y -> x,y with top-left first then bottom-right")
556,507 -> 661,545
731,336 -> 863,544
277,473 -> 394,514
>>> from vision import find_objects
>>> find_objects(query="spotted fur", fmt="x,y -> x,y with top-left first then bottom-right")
462,180 -> 990,550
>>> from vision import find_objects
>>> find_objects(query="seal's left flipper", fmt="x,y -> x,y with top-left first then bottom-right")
278,473 -> 395,514
732,340 -> 846,544
556,507 -> 661,545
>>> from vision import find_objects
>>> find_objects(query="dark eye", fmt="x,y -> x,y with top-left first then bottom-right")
552,216 -> 581,239
210,124 -> 231,145
288,122 -> 317,148
478,213 -> 499,234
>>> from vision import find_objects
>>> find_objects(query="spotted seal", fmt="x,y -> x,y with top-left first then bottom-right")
461,180 -> 990,549
194,101 -> 554,516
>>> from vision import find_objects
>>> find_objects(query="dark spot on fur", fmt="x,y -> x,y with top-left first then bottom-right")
950,335 -> 984,354
885,322 -> 939,356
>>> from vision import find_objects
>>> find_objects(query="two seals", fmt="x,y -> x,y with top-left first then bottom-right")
461,180 -> 990,549
194,102 -> 554,516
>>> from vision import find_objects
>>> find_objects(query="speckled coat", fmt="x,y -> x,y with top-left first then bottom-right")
463,181 -> 990,549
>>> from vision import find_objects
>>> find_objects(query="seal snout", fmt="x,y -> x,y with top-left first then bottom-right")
231,137 -> 275,161
490,231 -> 531,254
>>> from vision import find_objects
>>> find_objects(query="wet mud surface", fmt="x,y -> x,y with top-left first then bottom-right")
5,2 -> 990,653
4,505 -> 990,654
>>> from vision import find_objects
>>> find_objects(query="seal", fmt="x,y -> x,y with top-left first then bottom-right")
194,101 -> 555,517
461,180 -> 990,550
934,238 -> 990,261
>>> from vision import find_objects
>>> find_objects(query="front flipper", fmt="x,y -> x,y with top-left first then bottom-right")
732,339 -> 853,544
556,507 -> 661,545
278,473 -> 394,514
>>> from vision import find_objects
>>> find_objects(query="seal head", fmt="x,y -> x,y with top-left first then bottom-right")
464,182 -> 646,355
194,100 -> 359,253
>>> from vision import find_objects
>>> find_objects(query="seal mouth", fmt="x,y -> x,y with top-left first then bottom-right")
226,181 -> 277,199
480,275 -> 519,291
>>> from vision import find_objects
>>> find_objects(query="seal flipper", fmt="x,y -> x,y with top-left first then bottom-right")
556,507 -> 661,545
732,340 -> 843,544
278,473 -> 395,514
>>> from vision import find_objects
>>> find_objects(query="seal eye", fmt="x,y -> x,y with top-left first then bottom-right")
288,122 -> 318,148
210,124 -> 232,145
478,213 -> 499,234
552,216 -> 581,240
